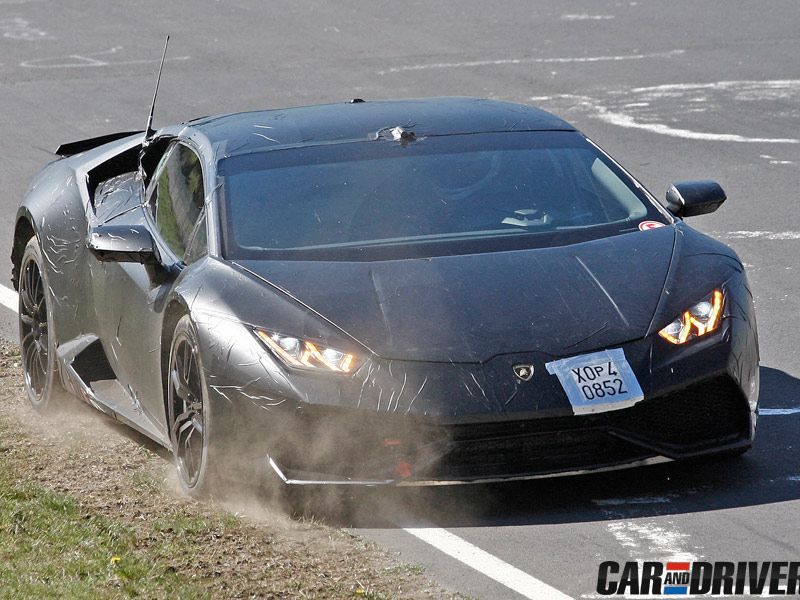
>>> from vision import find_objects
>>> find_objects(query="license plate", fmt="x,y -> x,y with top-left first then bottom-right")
545,348 -> 644,415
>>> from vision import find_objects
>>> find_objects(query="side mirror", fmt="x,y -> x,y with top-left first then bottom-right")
665,180 -> 726,218
88,225 -> 159,264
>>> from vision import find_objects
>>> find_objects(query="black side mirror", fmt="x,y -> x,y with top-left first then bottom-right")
88,225 -> 159,264
665,180 -> 726,218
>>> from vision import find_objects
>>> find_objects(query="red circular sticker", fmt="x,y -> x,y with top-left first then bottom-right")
639,220 -> 666,231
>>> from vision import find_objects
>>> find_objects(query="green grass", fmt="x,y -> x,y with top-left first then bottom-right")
0,460 -> 209,599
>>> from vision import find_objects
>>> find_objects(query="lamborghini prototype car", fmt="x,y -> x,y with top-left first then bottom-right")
12,98 -> 759,494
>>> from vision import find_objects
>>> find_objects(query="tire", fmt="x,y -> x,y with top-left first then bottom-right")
166,315 -> 223,497
18,236 -> 65,412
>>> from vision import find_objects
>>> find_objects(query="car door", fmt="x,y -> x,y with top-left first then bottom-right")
101,140 -> 208,436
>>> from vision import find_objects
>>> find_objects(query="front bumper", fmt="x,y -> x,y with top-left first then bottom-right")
264,374 -> 753,486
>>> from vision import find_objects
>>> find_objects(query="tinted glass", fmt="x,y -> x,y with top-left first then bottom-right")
220,132 -> 666,260
150,144 -> 207,261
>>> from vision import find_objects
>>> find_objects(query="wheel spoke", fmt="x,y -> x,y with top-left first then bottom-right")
35,275 -> 44,306
171,368 -> 195,403
170,337 -> 205,487
33,351 -> 45,392
26,346 -> 41,393
171,408 -> 195,441
191,414 -> 204,436
27,263 -> 39,307
24,342 -> 36,378
181,344 -> 191,384
36,346 -> 47,377
183,428 -> 196,477
20,275 -> 36,315
20,331 -> 34,349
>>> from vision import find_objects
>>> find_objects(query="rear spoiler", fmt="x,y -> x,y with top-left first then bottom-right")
55,131 -> 144,157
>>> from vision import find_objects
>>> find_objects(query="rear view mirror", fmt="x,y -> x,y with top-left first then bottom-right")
88,225 -> 159,264
665,180 -> 726,218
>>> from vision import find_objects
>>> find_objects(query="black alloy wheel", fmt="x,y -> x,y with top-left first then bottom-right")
18,237 -> 61,411
168,315 -> 214,495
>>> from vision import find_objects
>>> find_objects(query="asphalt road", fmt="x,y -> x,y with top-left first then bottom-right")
1,1 -> 799,598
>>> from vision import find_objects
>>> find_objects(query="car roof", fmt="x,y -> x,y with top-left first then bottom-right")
187,97 -> 575,158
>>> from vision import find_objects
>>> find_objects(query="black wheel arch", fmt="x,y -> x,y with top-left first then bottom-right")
161,298 -> 191,423
11,212 -> 36,290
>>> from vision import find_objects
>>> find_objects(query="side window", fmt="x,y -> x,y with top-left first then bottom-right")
149,143 -> 208,262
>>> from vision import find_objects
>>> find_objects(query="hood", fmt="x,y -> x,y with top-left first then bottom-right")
235,226 -> 676,362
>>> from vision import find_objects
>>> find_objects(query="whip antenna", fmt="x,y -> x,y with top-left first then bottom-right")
145,35 -> 170,141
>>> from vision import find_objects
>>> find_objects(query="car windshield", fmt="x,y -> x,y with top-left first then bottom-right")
218,131 -> 667,260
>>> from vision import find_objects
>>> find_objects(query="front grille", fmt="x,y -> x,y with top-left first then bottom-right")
608,376 -> 749,447
427,428 -> 652,479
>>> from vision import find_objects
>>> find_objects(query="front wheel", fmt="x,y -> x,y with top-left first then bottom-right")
167,315 -> 221,497
18,237 -> 64,412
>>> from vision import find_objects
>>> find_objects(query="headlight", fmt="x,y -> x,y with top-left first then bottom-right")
254,329 -> 361,373
658,289 -> 724,345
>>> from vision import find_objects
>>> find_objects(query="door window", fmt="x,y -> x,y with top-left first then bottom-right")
148,143 -> 208,262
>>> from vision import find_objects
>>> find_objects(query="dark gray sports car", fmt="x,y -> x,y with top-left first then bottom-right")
12,97 -> 759,495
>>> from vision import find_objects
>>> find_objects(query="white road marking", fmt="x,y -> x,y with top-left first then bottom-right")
377,49 -> 684,74
530,80 -> 800,144
561,14 -> 615,21
0,284 -> 18,314
402,525 -> 573,600
593,105 -> 800,143
723,230 -> 800,240
629,79 -> 800,98
0,17 -> 50,40
761,408 -> 800,416
760,154 -> 795,165
606,520 -> 700,562
21,46 -> 190,69
592,495 -> 676,507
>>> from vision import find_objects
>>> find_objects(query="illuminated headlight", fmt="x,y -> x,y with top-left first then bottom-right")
254,329 -> 361,373
658,289 -> 724,345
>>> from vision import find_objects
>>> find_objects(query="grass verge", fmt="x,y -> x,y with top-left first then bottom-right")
0,344 -> 456,599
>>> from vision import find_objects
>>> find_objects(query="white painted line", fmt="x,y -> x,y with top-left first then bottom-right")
377,49 -> 684,75
593,106 -> 800,144
21,47 -> 190,69
0,284 -> 18,314
0,16 -> 51,40
534,80 -> 800,144
724,230 -> 800,240
561,14 -> 615,21
592,494 -> 676,506
629,79 -> 800,95
607,521 -> 699,561
402,525 -> 573,600
761,408 -> 800,416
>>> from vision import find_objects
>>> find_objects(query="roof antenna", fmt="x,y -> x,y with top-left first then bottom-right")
144,35 -> 170,143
